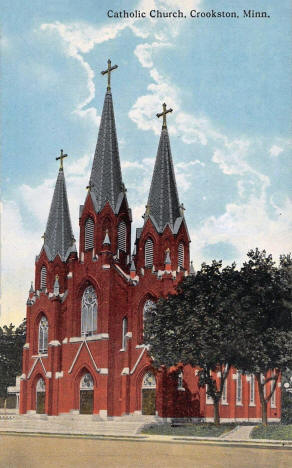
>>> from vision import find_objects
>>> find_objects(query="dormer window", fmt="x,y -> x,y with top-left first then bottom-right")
145,238 -> 154,267
85,218 -> 94,250
118,221 -> 127,252
40,266 -> 47,290
178,243 -> 184,269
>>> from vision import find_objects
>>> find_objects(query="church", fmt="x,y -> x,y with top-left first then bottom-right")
19,60 -> 281,422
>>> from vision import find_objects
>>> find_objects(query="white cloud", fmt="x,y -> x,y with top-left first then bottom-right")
190,195 -> 292,269
269,145 -> 284,157
134,41 -> 171,68
0,201 -> 41,326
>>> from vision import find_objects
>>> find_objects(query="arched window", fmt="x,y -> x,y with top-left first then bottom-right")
122,317 -> 128,350
177,372 -> 184,390
36,377 -> 45,392
142,371 -> 156,388
80,373 -> 94,390
40,266 -> 47,290
81,286 -> 97,336
178,242 -> 184,269
85,217 -> 94,250
39,316 -> 48,354
118,221 -> 127,252
141,299 -> 155,343
145,238 -> 153,267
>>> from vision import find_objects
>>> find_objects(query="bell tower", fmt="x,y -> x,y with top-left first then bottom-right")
134,103 -> 190,273
79,60 -> 132,269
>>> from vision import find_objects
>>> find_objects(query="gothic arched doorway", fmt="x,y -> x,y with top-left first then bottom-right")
80,373 -> 94,414
142,371 -> 156,415
36,377 -> 45,414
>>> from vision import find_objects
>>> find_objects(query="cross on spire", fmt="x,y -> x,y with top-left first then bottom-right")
56,149 -> 68,170
86,181 -> 94,192
101,59 -> 118,91
156,102 -> 173,129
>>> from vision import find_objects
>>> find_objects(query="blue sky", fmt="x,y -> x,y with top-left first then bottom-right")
1,0 -> 291,325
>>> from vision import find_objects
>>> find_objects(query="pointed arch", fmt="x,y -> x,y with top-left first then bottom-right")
145,238 -> 154,267
118,220 -> 127,252
81,285 -> 98,336
85,217 -> 94,250
40,265 -> 47,290
38,315 -> 48,354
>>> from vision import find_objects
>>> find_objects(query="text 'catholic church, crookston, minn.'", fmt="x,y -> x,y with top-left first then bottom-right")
19,60 -> 280,421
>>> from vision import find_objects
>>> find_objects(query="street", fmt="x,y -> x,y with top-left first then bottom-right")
0,435 -> 291,468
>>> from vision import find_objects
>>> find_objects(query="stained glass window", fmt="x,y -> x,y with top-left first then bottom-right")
142,372 -> 156,388
80,373 -> 94,390
39,316 -> 48,354
81,286 -> 97,336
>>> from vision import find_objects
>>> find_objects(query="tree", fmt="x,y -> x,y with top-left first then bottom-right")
235,250 -> 292,425
0,319 -> 26,400
144,260 -> 242,425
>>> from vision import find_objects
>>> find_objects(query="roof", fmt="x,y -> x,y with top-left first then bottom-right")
43,168 -> 76,261
146,127 -> 181,233
89,91 -> 125,213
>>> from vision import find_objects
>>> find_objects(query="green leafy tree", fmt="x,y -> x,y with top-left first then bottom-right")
235,250 -> 292,425
144,261 -> 242,425
0,319 -> 26,401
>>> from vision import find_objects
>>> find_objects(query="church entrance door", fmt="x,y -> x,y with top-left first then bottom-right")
36,377 -> 45,414
141,372 -> 156,415
80,373 -> 94,415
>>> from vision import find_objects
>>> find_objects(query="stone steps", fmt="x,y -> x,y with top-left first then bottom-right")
0,414 -> 158,436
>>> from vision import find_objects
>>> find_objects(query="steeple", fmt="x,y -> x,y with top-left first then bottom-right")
89,60 -> 125,214
146,103 -> 181,233
43,151 -> 75,261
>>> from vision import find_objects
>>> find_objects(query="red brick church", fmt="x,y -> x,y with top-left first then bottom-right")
19,61 -> 281,422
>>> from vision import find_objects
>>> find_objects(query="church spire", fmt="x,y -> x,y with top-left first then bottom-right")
43,151 -> 75,261
146,103 -> 181,233
89,59 -> 125,213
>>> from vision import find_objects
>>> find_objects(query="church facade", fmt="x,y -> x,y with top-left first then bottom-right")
19,61 -> 281,422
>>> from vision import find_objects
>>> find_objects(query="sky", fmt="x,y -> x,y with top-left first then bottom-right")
1,0 -> 291,326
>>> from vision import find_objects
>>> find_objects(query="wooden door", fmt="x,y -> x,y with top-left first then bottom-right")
142,389 -> 156,415
36,392 -> 45,414
80,390 -> 94,414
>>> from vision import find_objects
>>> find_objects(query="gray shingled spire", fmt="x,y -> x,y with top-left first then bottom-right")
89,90 -> 124,213
146,127 -> 181,233
44,167 -> 75,261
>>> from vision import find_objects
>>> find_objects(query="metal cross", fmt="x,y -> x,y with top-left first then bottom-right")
156,103 -> 173,129
86,181 -> 94,192
101,59 -> 118,91
56,149 -> 68,170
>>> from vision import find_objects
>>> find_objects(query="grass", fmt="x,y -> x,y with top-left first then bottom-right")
142,422 -> 236,437
251,424 -> 292,441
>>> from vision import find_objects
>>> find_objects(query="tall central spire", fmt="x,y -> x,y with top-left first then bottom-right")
146,103 -> 181,233
89,60 -> 124,213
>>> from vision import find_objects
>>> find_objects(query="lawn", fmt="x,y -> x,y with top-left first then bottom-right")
142,422 -> 236,437
251,424 -> 292,440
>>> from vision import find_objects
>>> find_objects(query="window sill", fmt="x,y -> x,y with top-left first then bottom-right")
221,402 -> 229,406
236,402 -> 243,406
249,403 -> 256,407
32,353 -> 48,358
206,400 -> 213,405
120,348 -> 125,352
177,387 -> 185,392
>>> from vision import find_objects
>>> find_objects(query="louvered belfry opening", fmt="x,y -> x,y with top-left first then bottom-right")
145,238 -> 154,267
178,242 -> 184,269
40,266 -> 47,290
118,221 -> 127,252
85,217 -> 94,251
